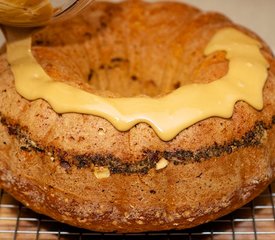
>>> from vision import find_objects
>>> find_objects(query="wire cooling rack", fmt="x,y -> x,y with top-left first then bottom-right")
0,182 -> 275,240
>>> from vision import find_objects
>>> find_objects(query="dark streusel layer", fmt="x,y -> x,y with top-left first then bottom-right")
1,113 -> 273,174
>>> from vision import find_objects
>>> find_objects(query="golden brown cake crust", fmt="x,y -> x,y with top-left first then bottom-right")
0,0 -> 275,232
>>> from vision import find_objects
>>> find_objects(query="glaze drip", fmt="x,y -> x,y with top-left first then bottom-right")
5,27 -> 269,141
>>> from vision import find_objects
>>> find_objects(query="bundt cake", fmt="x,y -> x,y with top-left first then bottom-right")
0,0 -> 275,233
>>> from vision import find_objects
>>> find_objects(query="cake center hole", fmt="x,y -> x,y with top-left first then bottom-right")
87,57 -> 183,97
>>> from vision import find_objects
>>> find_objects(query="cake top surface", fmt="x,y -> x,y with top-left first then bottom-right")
5,26 -> 269,140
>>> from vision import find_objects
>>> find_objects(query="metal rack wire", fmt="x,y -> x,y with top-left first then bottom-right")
0,182 -> 274,240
